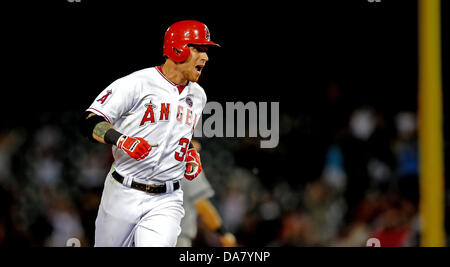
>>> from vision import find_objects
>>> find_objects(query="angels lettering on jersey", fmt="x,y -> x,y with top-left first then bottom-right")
139,97 -> 198,132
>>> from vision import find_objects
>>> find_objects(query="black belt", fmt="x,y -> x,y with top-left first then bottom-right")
112,171 -> 180,194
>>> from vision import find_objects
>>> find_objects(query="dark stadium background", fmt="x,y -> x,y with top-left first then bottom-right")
0,0 -> 448,247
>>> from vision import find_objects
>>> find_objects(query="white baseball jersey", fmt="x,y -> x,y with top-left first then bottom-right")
87,66 -> 207,183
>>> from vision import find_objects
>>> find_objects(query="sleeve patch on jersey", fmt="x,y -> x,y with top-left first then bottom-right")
96,90 -> 113,104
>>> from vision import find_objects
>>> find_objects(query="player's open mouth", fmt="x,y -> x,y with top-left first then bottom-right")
195,65 -> 204,74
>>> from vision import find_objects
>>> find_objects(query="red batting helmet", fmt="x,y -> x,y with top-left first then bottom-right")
163,20 -> 220,63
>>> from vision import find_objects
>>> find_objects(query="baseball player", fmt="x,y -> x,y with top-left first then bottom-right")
176,140 -> 237,247
79,20 -> 220,247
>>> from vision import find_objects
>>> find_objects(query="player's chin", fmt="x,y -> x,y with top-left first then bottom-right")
188,72 -> 201,82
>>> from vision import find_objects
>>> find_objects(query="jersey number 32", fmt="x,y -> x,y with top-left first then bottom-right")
174,138 -> 190,161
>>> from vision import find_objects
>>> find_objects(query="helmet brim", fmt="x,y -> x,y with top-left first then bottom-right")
188,41 -> 221,48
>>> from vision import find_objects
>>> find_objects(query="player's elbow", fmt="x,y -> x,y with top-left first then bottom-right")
79,111 -> 106,143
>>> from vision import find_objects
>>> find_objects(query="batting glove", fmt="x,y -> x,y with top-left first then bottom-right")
184,148 -> 202,180
117,135 -> 151,161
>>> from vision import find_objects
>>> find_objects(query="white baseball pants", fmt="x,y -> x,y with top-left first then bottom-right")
94,172 -> 184,247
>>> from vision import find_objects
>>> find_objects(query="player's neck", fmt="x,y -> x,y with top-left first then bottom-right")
161,62 -> 188,86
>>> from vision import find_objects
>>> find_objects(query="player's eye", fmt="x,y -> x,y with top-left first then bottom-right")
189,45 -> 208,53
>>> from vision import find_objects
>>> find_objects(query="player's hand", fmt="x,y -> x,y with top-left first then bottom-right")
117,135 -> 151,161
184,148 -> 202,180
220,232 -> 237,247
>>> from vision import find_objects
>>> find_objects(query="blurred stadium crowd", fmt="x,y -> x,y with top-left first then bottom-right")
0,84 -> 448,247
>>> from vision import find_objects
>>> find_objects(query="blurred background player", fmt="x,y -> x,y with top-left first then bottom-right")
177,140 -> 237,247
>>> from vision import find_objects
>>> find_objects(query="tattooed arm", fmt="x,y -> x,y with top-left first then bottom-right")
92,121 -> 114,144
80,112 -> 153,160
83,112 -> 122,145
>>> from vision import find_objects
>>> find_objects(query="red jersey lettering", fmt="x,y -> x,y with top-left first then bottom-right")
160,103 -> 170,121
140,101 -> 156,126
185,109 -> 193,126
176,105 -> 183,122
